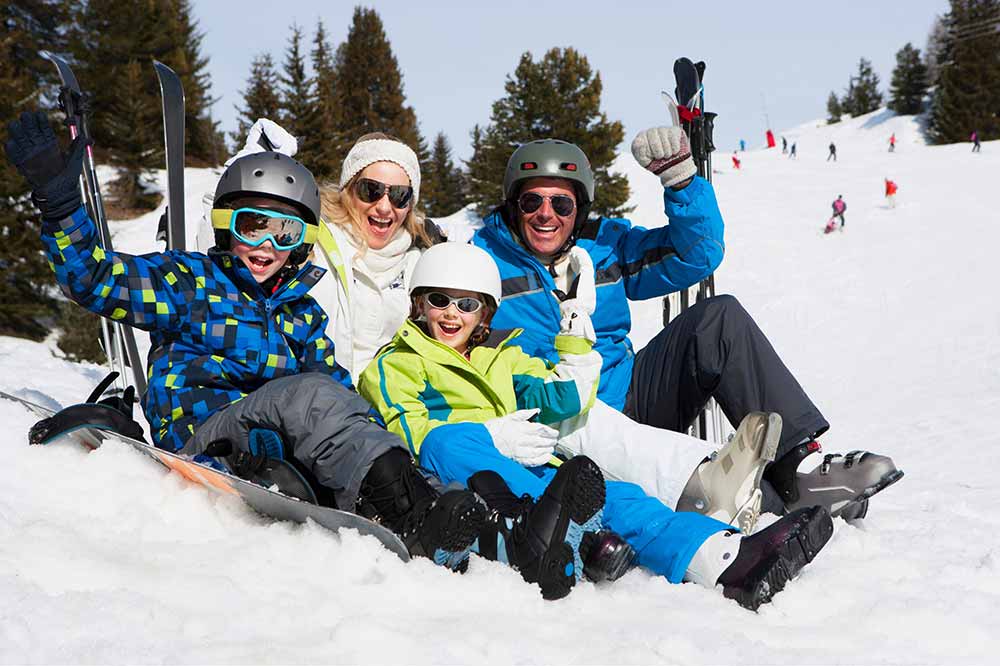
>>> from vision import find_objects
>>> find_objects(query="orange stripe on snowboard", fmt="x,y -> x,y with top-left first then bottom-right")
151,450 -> 239,495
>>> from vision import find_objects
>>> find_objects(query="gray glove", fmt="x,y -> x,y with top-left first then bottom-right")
631,127 -> 696,188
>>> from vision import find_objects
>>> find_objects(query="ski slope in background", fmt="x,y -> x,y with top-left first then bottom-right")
2,110 -> 998,665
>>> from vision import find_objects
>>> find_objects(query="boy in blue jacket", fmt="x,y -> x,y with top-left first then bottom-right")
4,110 -> 484,568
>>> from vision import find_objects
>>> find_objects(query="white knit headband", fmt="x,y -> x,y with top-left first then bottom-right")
339,139 -> 421,205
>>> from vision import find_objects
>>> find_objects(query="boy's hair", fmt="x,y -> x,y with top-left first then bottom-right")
320,133 -> 431,253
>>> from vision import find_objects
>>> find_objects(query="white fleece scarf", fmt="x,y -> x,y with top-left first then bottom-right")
350,228 -> 414,290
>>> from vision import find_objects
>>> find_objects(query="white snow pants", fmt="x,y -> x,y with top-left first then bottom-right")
556,399 -> 718,510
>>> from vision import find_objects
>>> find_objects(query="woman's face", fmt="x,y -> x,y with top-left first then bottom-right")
420,288 -> 486,355
351,161 -> 412,250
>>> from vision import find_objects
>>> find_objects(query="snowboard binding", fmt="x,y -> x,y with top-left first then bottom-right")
29,371 -> 145,446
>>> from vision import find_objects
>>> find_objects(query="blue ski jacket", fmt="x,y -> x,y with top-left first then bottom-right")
472,176 -> 725,410
41,206 -> 352,451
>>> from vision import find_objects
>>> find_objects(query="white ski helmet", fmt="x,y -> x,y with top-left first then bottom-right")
409,242 -> 502,305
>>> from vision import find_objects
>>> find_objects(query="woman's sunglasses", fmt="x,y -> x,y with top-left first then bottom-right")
354,178 -> 414,209
425,291 -> 484,314
517,192 -> 576,217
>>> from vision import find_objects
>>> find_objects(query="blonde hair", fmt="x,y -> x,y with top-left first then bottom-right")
320,132 -> 431,252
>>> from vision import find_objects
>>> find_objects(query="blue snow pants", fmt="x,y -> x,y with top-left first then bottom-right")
420,423 -> 731,583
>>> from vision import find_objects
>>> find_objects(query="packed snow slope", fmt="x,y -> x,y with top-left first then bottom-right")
2,110 -> 998,665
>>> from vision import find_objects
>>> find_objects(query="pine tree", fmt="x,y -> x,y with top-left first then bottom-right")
924,15 -> 950,87
929,0 -> 1000,143
106,59 -> 162,211
422,133 -> 468,217
889,43 -> 929,115
174,0 -> 224,166
465,47 -> 629,218
0,1 -> 66,339
826,91 -> 843,123
309,20 -> 340,180
232,53 -> 282,149
841,58 -> 884,116
279,24 -> 318,167
330,7 -> 427,180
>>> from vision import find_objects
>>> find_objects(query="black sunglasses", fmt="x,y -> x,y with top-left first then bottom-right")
425,291 -> 484,314
354,178 -> 414,209
518,192 -> 576,217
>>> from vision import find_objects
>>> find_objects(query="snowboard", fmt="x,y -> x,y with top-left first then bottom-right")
1,391 -> 410,562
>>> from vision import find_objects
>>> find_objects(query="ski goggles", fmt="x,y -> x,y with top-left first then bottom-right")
211,207 -> 317,251
424,291 -> 485,314
354,178 -> 414,209
517,192 -> 576,217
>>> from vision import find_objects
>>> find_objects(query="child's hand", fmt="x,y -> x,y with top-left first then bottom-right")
5,110 -> 88,220
484,409 -> 558,467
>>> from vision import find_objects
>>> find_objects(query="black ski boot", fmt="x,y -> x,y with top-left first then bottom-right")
764,440 -> 904,519
357,449 -> 485,572
579,530 -> 636,583
468,456 -> 606,600
717,506 -> 833,611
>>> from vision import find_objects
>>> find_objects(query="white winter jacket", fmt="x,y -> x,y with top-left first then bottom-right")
309,222 -> 421,384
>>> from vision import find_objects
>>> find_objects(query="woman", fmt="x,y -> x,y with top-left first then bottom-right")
311,132 -> 442,384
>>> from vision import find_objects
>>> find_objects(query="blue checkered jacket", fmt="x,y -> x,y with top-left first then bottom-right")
42,206 -> 352,451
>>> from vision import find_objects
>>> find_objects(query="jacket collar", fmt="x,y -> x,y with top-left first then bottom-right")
209,247 -> 327,304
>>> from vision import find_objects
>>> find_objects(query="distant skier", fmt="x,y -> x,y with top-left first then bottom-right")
971,130 -> 981,153
885,178 -> 898,208
782,136 -> 788,153
739,138 -> 746,152
831,195 -> 847,230
766,129 -> 776,148
732,152 -> 741,170
789,142 -> 797,159
827,142 -> 837,162
888,133 -> 896,153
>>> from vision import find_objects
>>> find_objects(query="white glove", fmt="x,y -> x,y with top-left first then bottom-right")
631,126 -> 696,188
224,118 -> 298,167
558,247 -> 597,343
483,409 -> 558,467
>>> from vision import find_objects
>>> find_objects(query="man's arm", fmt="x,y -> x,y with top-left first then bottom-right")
613,175 -> 725,300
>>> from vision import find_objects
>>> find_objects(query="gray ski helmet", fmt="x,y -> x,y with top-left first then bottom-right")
502,139 -> 595,204
214,152 -> 321,225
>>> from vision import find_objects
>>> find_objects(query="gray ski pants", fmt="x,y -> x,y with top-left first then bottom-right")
184,373 -> 406,510
624,294 -> 830,460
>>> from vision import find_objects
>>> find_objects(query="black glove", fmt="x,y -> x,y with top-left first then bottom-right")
4,110 -> 88,221
202,428 -> 285,480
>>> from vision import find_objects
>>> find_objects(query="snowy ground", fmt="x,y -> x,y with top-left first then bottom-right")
2,110 -> 999,664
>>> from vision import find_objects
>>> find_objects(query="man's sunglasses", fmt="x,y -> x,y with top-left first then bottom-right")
354,178 -> 414,209
425,291 -> 484,314
210,207 -> 316,251
517,192 -> 576,217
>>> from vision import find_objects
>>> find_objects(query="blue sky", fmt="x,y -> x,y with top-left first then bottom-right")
194,0 -> 948,161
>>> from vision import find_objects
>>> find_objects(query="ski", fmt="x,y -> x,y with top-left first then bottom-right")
152,60 -> 186,250
39,51 -> 147,397
663,57 -> 725,444
1,390 -> 410,562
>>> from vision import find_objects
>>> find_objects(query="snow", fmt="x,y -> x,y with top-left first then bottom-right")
3,110 -> 999,664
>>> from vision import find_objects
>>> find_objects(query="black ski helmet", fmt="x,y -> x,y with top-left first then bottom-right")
213,152 -> 321,266
502,139 -> 595,254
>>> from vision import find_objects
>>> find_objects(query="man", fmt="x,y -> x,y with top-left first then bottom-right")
832,194 -> 847,229
827,142 -> 837,161
472,129 -> 902,520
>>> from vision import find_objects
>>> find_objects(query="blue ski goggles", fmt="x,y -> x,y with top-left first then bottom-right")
211,207 -> 317,251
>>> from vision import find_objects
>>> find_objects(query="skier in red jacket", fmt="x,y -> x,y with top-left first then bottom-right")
885,178 -> 898,208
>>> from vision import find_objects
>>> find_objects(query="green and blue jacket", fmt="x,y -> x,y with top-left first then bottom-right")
41,206 -> 351,451
358,319 -> 600,461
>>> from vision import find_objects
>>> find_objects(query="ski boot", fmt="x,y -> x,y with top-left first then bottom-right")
357,449 -> 485,572
717,506 -> 833,611
579,530 -> 636,583
468,456 -> 606,600
686,506 -> 833,611
764,440 -> 904,519
676,412 -> 781,533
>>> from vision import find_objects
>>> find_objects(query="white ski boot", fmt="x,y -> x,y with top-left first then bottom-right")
676,412 -> 781,533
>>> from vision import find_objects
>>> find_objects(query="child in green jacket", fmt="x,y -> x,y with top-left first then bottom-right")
361,242 -> 835,610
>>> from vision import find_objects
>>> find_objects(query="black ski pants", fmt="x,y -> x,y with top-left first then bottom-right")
623,294 -> 829,461
184,373 -> 407,510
